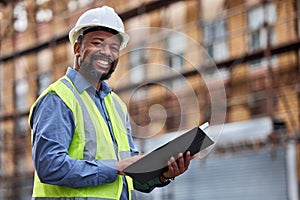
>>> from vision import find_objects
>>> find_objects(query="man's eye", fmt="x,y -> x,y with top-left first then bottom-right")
110,46 -> 120,52
92,42 -> 103,46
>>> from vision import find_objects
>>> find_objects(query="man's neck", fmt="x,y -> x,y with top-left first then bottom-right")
74,66 -> 102,90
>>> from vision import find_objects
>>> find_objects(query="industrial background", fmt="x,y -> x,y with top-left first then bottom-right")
0,0 -> 300,199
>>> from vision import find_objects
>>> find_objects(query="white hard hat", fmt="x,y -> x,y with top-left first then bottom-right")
69,6 -> 129,49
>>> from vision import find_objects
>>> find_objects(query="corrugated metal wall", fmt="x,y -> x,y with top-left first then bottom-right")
135,147 -> 289,200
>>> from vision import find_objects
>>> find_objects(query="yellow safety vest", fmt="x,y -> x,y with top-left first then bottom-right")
28,76 -> 134,199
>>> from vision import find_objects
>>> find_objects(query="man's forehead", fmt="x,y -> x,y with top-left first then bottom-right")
83,30 -> 122,45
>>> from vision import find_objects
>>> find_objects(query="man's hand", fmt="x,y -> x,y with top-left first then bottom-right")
162,151 -> 197,179
116,155 -> 144,175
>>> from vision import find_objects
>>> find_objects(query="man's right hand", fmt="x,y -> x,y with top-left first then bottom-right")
116,155 -> 144,175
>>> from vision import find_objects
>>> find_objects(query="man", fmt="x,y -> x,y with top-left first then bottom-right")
29,6 -> 194,199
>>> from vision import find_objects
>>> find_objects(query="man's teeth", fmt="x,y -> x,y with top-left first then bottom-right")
98,60 -> 109,65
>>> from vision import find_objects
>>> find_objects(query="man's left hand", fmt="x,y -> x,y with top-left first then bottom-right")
162,151 -> 197,179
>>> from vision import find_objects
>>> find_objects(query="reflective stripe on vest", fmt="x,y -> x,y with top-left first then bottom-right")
60,78 -> 97,160
29,76 -> 134,199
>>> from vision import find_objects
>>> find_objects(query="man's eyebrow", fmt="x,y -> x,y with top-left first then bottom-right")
91,37 -> 105,41
92,37 -> 120,46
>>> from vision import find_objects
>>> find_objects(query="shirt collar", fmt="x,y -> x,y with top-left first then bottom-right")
66,67 -> 112,96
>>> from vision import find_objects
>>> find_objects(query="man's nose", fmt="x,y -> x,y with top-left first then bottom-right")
99,43 -> 112,56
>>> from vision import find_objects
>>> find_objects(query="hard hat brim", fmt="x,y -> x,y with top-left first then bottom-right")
69,25 -> 130,50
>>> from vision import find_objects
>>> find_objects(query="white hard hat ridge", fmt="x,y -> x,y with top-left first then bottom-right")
69,6 -> 129,49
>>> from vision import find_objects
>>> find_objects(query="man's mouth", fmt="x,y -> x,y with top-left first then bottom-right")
80,54 -> 116,82
96,59 -> 110,66
94,55 -> 113,69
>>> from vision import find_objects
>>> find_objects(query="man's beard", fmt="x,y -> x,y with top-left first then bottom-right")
79,55 -> 116,82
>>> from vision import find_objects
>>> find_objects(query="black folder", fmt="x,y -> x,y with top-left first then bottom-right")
123,125 -> 214,184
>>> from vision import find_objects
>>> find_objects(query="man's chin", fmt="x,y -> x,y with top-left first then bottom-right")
79,62 -> 114,82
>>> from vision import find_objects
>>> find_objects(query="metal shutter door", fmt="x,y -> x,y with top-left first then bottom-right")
135,148 -> 288,200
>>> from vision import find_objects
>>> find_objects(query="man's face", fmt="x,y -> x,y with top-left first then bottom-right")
76,30 -> 121,82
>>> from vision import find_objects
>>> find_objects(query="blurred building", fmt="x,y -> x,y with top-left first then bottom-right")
0,0 -> 299,199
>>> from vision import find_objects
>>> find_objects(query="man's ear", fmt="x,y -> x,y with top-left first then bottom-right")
73,42 -> 81,57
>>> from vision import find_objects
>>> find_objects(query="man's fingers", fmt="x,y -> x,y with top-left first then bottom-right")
184,151 -> 191,169
163,151 -> 196,179
117,155 -> 144,175
177,153 -> 185,172
170,157 -> 178,171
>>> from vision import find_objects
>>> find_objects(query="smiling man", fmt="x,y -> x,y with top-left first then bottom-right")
75,27 -> 121,85
28,6 -> 194,200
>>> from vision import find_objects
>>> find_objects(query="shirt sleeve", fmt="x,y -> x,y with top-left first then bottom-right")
30,93 -> 118,188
